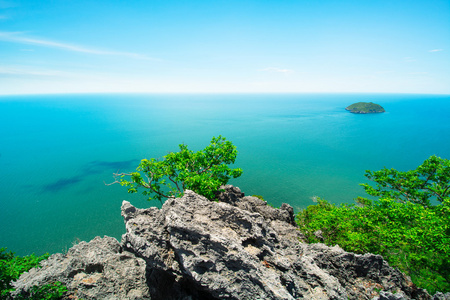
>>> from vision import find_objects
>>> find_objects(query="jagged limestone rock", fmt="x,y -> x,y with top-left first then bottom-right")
216,185 -> 297,226
12,186 -> 433,299
121,186 -> 429,300
11,236 -> 150,300
374,291 -> 450,300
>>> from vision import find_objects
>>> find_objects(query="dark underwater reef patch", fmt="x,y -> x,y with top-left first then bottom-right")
42,159 -> 139,193
81,159 -> 139,174
43,177 -> 82,192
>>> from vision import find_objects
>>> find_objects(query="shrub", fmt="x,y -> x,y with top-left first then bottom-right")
112,136 -> 243,203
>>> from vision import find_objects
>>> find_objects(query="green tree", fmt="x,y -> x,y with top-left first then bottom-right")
297,155 -> 450,294
112,136 -> 243,203
361,155 -> 450,207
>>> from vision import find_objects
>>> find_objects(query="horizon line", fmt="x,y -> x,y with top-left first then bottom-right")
1,91 -> 449,97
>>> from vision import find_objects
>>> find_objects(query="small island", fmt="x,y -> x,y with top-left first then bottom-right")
345,102 -> 385,114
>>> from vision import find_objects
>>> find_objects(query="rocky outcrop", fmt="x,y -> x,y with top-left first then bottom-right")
12,186 -> 438,299
11,236 -> 150,299
215,185 -> 296,226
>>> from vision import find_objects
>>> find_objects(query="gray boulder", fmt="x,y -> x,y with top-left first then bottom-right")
373,291 -> 450,300
372,291 -> 410,300
11,236 -> 150,300
431,292 -> 450,300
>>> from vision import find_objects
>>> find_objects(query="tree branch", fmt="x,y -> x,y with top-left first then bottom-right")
105,172 -> 133,186
146,173 -> 171,199
168,174 -> 182,193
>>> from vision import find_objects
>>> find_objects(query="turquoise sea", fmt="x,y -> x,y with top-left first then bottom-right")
1,93 -> 449,255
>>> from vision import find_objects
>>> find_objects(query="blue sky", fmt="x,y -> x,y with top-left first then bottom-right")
0,0 -> 449,94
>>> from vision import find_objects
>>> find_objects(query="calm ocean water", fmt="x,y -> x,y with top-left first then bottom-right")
1,93 -> 449,255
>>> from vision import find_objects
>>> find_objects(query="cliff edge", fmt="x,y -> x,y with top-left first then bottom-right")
11,186 -> 445,300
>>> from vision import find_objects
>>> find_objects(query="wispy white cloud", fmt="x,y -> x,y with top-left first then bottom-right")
0,31 -> 159,61
0,66 -> 69,77
429,49 -> 443,52
259,67 -> 294,74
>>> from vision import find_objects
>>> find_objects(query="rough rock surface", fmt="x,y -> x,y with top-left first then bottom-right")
373,291 -> 450,300
215,185 -> 297,226
13,185 -> 436,299
11,236 -> 150,299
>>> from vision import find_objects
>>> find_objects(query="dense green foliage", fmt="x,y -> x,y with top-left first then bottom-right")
345,102 -> 385,113
0,248 -> 66,299
114,136 -> 243,203
14,282 -> 67,300
361,155 -> 450,207
297,156 -> 450,294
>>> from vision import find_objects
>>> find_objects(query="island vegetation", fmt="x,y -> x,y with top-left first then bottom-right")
346,102 -> 385,113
